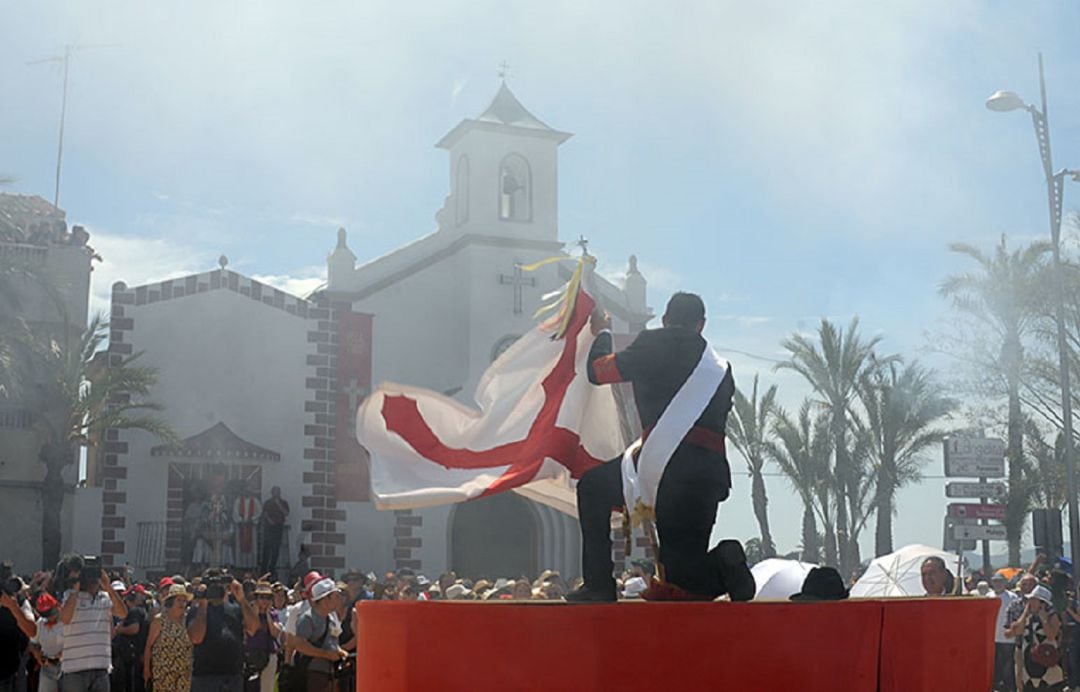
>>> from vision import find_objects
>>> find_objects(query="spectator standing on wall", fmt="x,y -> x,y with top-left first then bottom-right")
260,487 -> 290,579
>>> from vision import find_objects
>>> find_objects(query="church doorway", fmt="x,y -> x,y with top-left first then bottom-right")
450,493 -> 539,580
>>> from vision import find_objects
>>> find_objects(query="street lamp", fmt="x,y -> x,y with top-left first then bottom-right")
987,53 -> 1080,572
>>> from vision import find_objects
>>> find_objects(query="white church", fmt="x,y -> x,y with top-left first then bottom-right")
76,83 -> 654,580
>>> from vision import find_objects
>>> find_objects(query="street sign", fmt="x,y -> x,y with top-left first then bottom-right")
947,503 -> 1007,521
953,524 -> 1008,541
943,516 -> 976,552
946,481 -> 1008,499
944,437 -> 1006,478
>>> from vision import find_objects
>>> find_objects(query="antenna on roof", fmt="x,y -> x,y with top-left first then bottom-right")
28,43 -> 120,207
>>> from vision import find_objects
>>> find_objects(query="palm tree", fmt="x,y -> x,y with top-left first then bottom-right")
939,235 -> 1050,564
30,314 -> 177,567
728,374 -> 778,558
777,317 -> 891,575
743,537 -> 768,566
1024,421 -> 1068,511
0,225 -> 68,397
857,361 -> 956,556
769,400 -> 834,565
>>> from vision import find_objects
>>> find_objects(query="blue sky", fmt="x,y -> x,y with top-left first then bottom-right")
4,1 -> 1080,558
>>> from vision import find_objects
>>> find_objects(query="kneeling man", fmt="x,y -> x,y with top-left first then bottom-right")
567,292 -> 754,602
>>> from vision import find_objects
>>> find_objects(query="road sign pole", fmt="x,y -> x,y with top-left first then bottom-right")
980,476 -> 991,576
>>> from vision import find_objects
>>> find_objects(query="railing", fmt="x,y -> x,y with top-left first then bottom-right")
135,521 -> 167,572
0,408 -> 35,430
135,521 -> 293,575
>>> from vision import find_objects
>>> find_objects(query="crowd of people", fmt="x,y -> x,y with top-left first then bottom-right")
974,556 -> 1079,692
0,554 -> 658,692
8,548 -> 1073,691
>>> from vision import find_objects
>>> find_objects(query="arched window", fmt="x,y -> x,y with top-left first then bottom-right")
455,155 -> 469,225
498,154 -> 531,221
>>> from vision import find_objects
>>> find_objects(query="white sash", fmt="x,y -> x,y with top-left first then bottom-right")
621,345 -> 728,518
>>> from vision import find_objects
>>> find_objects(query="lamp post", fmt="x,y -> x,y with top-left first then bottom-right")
987,53 -> 1080,571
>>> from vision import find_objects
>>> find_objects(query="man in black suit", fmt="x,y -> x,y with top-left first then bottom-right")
567,292 -> 754,602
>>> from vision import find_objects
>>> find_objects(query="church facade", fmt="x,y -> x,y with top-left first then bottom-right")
85,84 -> 653,580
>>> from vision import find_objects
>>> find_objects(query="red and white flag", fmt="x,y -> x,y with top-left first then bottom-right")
356,264 -> 625,515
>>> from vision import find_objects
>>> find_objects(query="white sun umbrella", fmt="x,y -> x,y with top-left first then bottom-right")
751,558 -> 817,600
850,544 -> 965,598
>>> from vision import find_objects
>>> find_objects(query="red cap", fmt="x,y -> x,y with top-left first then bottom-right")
35,593 -> 58,614
158,577 -> 174,590
124,584 -> 146,597
303,571 -> 323,589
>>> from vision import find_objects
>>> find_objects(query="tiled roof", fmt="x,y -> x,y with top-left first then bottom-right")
475,83 -> 554,131
0,194 -> 66,244
151,421 -> 280,460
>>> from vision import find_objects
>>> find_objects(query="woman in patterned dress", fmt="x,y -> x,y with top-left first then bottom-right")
1006,585 -> 1065,691
143,584 -> 194,691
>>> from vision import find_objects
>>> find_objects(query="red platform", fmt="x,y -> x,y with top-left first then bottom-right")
355,597 -> 997,692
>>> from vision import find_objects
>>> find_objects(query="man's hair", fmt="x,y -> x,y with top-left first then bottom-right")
664,292 -> 706,328
922,556 -> 947,571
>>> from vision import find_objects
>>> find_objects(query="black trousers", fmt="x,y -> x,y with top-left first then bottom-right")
260,524 -> 285,577
993,642 -> 1016,691
577,443 -> 730,596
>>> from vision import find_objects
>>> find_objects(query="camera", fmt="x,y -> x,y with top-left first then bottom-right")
0,562 -> 21,597
201,570 -> 231,600
78,556 -> 102,590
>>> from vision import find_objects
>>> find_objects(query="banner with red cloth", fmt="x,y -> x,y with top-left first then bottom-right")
357,268 -> 625,513
336,311 -> 374,501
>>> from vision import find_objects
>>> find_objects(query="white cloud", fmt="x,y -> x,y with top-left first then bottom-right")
88,230 -> 212,317
636,261 -> 683,294
712,314 -> 772,326
290,213 -> 348,228
251,266 -> 327,299
450,77 -> 469,106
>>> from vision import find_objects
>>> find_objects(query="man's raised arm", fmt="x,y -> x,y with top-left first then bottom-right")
587,308 -> 646,385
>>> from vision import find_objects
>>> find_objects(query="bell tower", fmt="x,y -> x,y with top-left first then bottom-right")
435,82 -> 571,242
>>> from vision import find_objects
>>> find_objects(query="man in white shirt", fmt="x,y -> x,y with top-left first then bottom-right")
59,566 -> 127,691
991,573 -> 1018,692
282,571 -> 322,664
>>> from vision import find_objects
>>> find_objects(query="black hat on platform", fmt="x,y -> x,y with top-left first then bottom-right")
790,567 -> 849,602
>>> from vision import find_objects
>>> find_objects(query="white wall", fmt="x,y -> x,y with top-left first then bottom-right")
116,289 -> 311,567
71,486 -> 103,556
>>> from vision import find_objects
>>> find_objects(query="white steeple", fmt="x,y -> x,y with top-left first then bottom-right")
435,83 -> 571,243
327,227 -> 357,291
625,255 -> 647,314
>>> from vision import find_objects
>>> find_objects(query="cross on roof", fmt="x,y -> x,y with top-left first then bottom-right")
497,60 -> 511,81
499,262 -> 536,315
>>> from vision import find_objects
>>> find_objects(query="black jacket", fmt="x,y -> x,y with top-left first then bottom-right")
587,327 -> 735,436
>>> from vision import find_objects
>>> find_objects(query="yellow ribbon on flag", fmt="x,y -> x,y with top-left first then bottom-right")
519,254 -> 596,340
